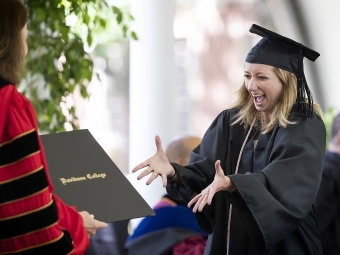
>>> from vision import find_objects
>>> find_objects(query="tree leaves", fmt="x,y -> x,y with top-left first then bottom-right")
22,0 -> 137,133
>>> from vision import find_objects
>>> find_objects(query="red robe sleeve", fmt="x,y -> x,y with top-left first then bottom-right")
0,84 -> 89,254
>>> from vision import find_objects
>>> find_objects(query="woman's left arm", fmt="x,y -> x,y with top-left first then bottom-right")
228,114 -> 326,250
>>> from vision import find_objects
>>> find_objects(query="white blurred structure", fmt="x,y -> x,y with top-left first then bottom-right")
128,0 -> 177,214
298,0 -> 340,111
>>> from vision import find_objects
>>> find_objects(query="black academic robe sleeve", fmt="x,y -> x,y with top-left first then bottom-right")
228,113 -> 326,250
167,110 -> 229,197
166,109 -> 241,234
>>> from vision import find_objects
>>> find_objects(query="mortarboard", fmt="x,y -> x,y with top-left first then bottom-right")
40,129 -> 154,223
246,24 -> 320,117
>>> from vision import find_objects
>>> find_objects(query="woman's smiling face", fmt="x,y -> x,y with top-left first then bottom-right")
244,63 -> 283,115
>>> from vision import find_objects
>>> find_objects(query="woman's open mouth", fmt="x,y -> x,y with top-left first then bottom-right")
252,94 -> 266,104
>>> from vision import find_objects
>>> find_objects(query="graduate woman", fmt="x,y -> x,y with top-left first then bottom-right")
133,24 -> 325,255
0,0 -> 107,254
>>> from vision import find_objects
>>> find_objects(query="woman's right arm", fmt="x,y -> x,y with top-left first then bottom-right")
166,110 -> 232,202
132,110 -> 230,197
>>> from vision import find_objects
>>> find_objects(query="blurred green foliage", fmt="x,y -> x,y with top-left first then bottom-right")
22,0 -> 136,133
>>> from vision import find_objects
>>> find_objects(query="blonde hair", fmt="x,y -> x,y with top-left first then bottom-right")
231,67 -> 322,133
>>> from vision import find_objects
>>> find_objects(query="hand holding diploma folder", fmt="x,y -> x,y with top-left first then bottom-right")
40,129 -> 154,224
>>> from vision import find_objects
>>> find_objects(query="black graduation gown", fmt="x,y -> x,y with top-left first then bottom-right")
314,151 -> 340,255
167,108 -> 325,255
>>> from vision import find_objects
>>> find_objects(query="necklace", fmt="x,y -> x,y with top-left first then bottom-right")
226,117 -> 256,255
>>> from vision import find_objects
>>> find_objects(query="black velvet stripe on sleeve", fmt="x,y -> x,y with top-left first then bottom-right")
8,230 -> 74,255
0,130 -> 40,167
0,167 -> 48,204
0,200 -> 59,239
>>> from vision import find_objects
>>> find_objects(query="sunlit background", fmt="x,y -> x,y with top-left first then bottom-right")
73,0 -> 339,210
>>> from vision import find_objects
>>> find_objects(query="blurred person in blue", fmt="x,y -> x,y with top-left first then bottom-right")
314,112 -> 340,255
132,24 -> 325,255
125,135 -> 208,255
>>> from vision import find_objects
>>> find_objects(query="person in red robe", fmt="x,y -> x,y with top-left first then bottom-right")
0,0 -> 107,254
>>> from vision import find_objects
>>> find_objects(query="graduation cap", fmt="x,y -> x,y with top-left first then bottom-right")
245,24 -> 320,117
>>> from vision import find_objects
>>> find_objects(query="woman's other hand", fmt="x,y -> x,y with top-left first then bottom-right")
188,160 -> 235,212
132,135 -> 176,187
79,211 -> 108,238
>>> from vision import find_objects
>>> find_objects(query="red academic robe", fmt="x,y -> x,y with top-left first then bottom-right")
0,81 -> 89,254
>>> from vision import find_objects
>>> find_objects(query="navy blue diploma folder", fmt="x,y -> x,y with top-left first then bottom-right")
40,129 -> 154,223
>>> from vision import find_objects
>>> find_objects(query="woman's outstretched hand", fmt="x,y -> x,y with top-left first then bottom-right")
132,135 -> 176,187
188,160 -> 234,213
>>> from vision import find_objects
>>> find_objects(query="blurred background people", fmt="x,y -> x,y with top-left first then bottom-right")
125,135 -> 208,255
314,112 -> 340,255
85,220 -> 129,255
